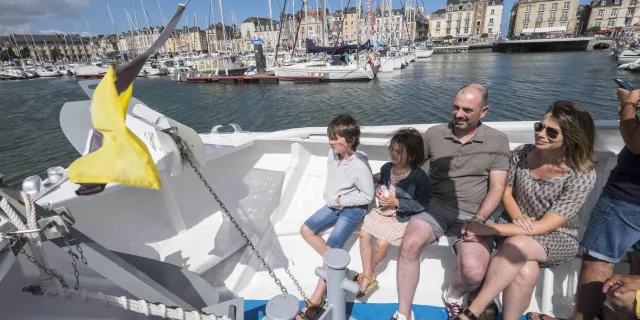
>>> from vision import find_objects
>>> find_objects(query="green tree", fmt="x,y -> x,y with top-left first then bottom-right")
19,46 -> 31,59
50,48 -> 64,61
481,33 -> 489,38
589,26 -> 601,33
444,35 -> 454,40
0,48 -> 18,61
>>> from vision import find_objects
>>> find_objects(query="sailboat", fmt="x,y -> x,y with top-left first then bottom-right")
274,39 -> 376,80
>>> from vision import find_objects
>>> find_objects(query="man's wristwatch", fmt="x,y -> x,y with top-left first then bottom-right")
471,216 -> 487,224
619,102 -> 639,115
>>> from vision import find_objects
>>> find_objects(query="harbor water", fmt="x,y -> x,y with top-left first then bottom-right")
0,51 -> 630,186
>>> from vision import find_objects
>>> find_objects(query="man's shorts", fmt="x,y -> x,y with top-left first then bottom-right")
581,195 -> 640,263
411,200 -> 495,252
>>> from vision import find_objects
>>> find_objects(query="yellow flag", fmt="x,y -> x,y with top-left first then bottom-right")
68,67 -> 162,189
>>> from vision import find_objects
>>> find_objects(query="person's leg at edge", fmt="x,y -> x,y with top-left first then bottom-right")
445,239 -> 492,301
607,288 -> 638,320
358,230 -> 374,286
397,219 -> 437,319
461,236 -> 546,320
302,206 -> 366,317
360,237 -> 392,289
502,261 -> 540,320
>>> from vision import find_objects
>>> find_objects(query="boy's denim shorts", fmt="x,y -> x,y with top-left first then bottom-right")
581,195 -> 640,263
304,205 -> 368,249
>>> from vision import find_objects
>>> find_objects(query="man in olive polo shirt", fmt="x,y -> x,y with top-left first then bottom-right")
391,84 -> 510,320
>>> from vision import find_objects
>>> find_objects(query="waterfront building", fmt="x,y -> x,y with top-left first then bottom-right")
508,0 -> 581,38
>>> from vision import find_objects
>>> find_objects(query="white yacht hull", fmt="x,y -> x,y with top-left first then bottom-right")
274,63 -> 375,80
617,49 -> 640,65
416,49 -> 434,58
379,58 -> 396,73
143,68 -> 168,76
1,92 -> 627,319
36,71 -> 62,77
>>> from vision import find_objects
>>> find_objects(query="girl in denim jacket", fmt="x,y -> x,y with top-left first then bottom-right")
355,128 -> 432,298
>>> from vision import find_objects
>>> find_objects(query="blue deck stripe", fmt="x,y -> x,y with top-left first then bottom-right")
244,300 -> 527,319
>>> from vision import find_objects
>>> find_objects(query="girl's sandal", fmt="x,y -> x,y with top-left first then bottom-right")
303,298 -> 326,319
452,308 -> 479,320
356,274 -> 379,298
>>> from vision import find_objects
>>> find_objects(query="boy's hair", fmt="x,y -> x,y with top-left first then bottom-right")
387,128 -> 426,168
327,114 -> 361,151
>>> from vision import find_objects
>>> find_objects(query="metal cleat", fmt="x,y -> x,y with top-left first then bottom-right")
36,216 -> 70,241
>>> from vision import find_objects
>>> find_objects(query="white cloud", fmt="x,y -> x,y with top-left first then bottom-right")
39,29 -> 66,34
0,0 -> 94,35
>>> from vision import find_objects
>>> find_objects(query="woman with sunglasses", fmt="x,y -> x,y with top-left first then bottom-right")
452,101 -> 597,320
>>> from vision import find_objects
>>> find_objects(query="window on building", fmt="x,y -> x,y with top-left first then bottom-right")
524,13 -> 530,22
608,20 -> 615,27
446,28 -> 451,34
476,28 -> 480,33
597,9 -> 604,18
601,0 -> 605,4
489,27 -> 493,33
465,20 -> 469,27
595,21 -> 601,26
456,28 -> 461,33
477,20 -> 481,26
477,12 -> 482,17
459,5 -> 463,10
564,1 -> 570,9
561,22 -> 567,26
548,22 -> 554,27
536,21 -> 542,27
539,4 -> 545,11
492,1 -> 496,4
611,8 -> 618,17
561,11 -> 568,20
479,3 -> 484,8
436,22 -> 441,28
489,18 -> 494,23
448,14 -> 452,21
537,13 -> 543,21
464,27 -> 469,33
551,3 -> 558,10
615,0 -> 621,3
550,12 -> 556,20
526,5 -> 532,12
490,9 -> 495,14
524,23 -> 529,28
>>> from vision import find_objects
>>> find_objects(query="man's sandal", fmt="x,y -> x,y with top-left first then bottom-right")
303,298 -> 326,319
452,308 -> 479,320
356,274 -> 378,298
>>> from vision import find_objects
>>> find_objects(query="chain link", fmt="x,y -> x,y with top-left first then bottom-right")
179,148 -> 310,303
18,247 -> 69,289
63,234 -> 80,290
75,245 -> 88,265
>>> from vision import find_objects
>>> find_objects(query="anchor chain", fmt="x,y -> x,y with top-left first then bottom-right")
19,247 -> 69,289
179,146 -> 312,320
63,234 -> 81,290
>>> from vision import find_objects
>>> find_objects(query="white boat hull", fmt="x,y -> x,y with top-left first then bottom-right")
617,49 -> 640,65
274,63 -> 375,80
143,68 -> 168,76
416,49 -> 434,58
379,58 -> 396,73
36,71 -> 61,77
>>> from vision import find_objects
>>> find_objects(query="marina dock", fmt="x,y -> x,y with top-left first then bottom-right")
184,75 -> 323,83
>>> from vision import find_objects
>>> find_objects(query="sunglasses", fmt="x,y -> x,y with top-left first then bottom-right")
534,122 -> 561,139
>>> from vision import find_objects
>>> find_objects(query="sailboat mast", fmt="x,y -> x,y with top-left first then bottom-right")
27,25 -> 40,63
85,19 -> 95,59
218,0 -> 226,50
156,0 -> 167,26
268,0 -> 274,49
140,0 -> 151,29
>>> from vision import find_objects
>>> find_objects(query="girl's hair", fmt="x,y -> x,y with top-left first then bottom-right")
546,101 -> 596,173
387,128 -> 426,168
327,114 -> 361,150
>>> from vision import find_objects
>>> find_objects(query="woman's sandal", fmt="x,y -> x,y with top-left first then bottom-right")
303,298 -> 326,319
356,274 -> 379,298
452,308 -> 479,320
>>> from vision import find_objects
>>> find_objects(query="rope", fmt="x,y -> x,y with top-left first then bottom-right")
59,288 -> 231,320
0,193 -> 58,291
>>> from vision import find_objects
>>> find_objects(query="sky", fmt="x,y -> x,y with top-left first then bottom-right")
0,0 -> 590,38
